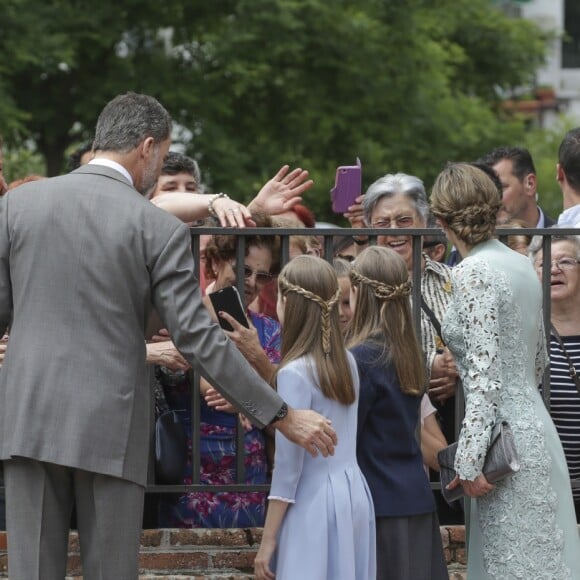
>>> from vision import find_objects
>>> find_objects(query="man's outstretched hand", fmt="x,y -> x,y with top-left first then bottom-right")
274,407 -> 337,457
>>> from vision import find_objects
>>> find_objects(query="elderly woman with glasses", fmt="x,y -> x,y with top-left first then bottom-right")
529,232 -> 580,521
156,212 -> 281,528
347,173 -> 461,524
350,175 -> 459,433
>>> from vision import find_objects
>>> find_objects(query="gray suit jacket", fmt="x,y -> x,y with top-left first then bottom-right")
0,164 -> 283,485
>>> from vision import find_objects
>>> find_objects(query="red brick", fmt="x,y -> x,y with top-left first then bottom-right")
141,530 -> 164,547
211,550 -> 256,570
139,551 -> 209,570
170,528 -> 249,547
448,525 -> 466,544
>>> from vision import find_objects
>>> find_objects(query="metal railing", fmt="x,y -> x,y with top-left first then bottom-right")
146,226 -> 580,497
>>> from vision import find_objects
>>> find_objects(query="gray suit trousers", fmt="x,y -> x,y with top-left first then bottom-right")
4,458 -> 144,580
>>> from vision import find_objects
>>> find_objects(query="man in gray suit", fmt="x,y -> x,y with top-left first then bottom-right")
0,93 -> 336,580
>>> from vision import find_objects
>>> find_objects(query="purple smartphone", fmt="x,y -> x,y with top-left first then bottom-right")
330,158 -> 362,213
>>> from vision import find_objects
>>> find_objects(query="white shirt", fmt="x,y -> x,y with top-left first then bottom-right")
557,205 -> 580,228
88,158 -> 134,186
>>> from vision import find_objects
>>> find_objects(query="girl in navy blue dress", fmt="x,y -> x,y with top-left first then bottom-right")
348,245 -> 448,580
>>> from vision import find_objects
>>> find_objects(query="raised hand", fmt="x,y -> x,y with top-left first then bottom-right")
248,165 -> 314,216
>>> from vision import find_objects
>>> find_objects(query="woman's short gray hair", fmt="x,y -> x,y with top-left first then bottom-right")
528,229 -> 580,263
362,173 -> 429,226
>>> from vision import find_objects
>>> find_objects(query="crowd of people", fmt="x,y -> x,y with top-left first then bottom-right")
1,95 -> 580,579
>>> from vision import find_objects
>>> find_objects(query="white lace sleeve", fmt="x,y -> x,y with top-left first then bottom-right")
453,262 -> 501,481
535,314 -> 549,386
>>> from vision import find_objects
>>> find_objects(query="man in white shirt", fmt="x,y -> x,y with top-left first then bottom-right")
556,128 -> 580,227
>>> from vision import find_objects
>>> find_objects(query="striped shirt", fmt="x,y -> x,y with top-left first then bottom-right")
420,256 -> 453,380
548,334 -> 580,499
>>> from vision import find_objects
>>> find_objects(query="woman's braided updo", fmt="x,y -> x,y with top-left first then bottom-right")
430,163 -> 502,246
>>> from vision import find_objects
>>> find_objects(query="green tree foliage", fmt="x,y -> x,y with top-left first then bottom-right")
0,0 -> 550,221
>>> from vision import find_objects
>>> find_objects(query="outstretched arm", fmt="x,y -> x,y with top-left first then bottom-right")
151,192 -> 253,227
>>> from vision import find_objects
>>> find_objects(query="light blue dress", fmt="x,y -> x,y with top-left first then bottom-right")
269,352 -> 376,580
443,239 -> 580,579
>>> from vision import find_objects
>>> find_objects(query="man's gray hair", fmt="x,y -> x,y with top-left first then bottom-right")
362,173 -> 429,226
93,92 -> 172,153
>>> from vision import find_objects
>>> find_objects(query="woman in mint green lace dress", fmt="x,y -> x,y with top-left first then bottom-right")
431,163 -> 580,579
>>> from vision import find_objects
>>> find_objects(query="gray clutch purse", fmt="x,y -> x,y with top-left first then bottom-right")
438,420 -> 521,505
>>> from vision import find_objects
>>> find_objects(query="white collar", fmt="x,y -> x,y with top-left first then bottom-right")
88,158 -> 134,186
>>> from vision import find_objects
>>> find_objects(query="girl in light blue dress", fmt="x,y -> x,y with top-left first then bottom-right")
254,255 -> 376,580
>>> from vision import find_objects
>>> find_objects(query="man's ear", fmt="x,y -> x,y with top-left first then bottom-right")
140,136 -> 156,159
556,162 -> 565,184
524,173 -> 537,196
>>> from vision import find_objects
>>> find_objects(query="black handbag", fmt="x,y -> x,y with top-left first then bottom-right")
153,376 -> 187,485
438,420 -> 520,505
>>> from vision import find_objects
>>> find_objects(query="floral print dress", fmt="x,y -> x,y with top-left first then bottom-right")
158,311 -> 281,528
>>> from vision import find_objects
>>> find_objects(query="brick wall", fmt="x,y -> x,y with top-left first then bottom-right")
0,526 -> 467,578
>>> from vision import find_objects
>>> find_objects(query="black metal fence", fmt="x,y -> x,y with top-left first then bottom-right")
146,226 -> 580,500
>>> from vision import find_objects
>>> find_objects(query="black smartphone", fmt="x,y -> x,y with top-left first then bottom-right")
209,286 -> 249,332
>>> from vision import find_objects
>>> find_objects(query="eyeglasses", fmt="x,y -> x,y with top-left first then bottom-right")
371,215 -> 415,229
535,258 -> 580,272
230,262 -> 273,285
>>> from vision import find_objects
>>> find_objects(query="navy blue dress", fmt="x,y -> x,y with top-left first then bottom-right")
352,341 -> 448,580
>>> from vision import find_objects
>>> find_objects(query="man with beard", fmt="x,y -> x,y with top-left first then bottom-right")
0,92 -> 336,579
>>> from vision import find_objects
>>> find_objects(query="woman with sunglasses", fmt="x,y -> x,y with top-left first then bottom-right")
156,212 -> 281,528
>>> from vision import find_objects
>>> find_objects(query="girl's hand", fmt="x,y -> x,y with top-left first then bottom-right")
254,536 -> 277,580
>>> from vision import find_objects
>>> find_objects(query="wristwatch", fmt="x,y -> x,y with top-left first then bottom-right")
270,402 -> 289,424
